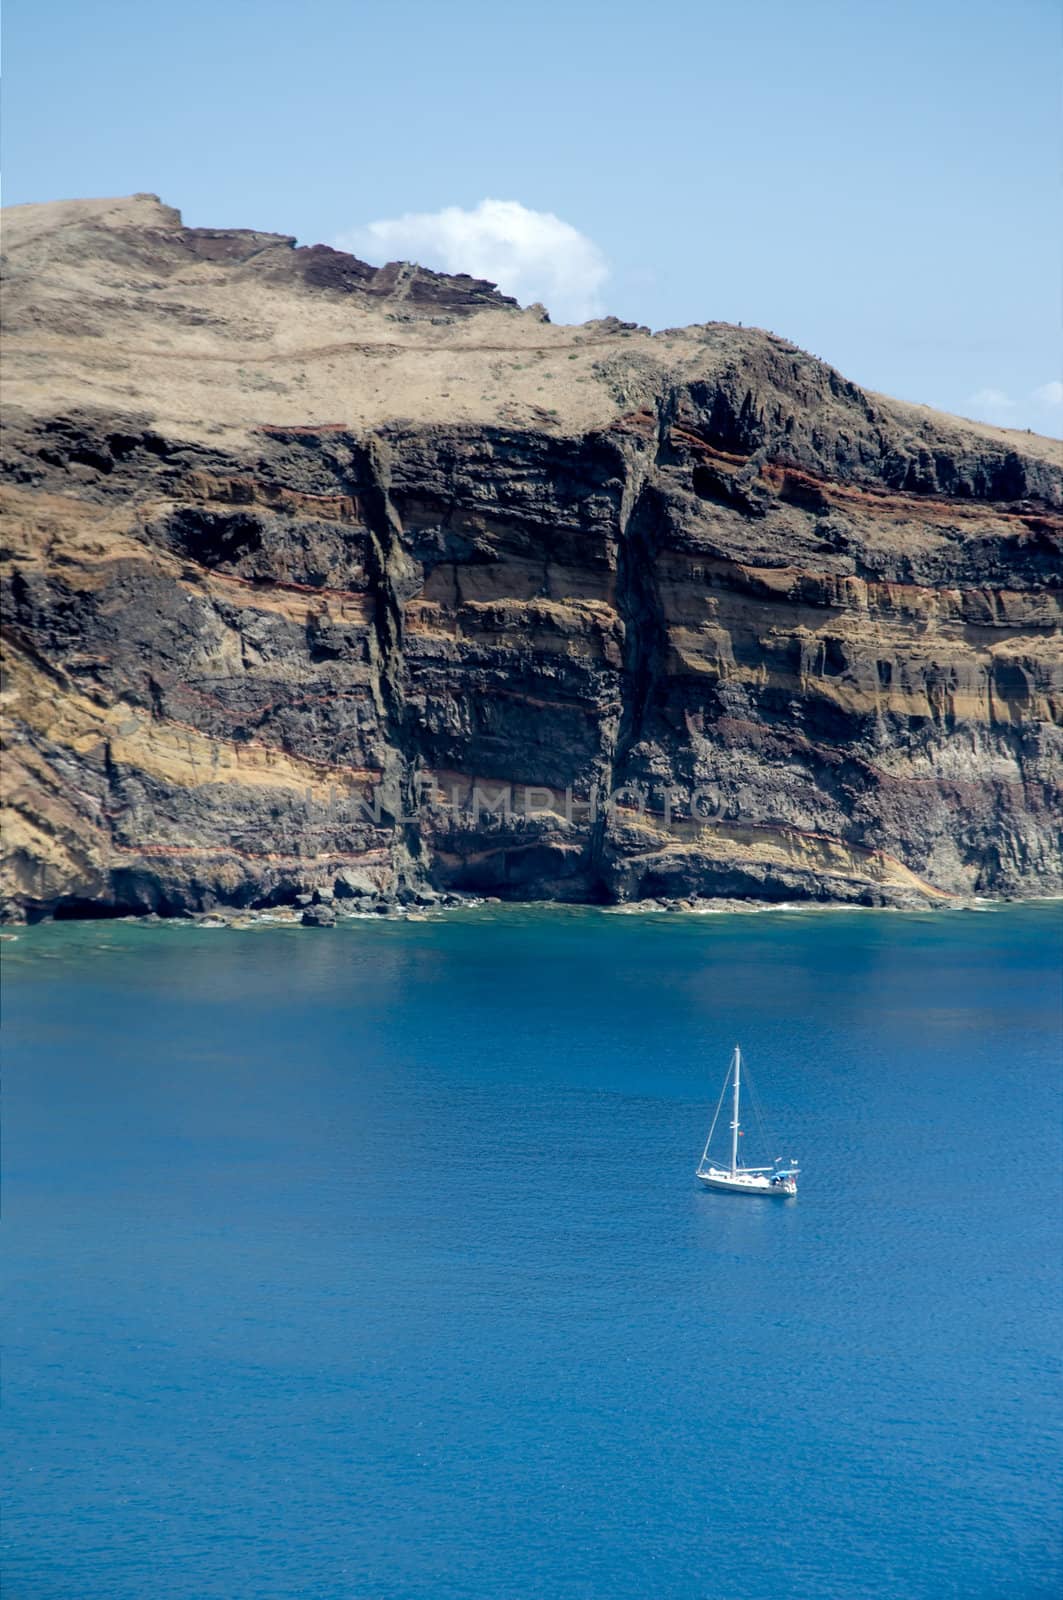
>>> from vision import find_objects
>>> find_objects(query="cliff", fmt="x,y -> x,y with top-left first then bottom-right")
2,194 -> 1060,919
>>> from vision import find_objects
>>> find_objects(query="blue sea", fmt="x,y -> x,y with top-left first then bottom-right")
4,904 -> 1062,1599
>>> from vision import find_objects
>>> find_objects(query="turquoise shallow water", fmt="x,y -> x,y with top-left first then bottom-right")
3,904 -> 1062,1599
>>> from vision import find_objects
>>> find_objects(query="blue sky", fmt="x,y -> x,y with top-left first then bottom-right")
5,0 -> 1060,432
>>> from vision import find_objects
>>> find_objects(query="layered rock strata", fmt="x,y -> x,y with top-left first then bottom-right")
2,195 -> 1060,917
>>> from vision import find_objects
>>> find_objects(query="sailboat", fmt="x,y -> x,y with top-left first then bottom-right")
696,1045 -> 799,1197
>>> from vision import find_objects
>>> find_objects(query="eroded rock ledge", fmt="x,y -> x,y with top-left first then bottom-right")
1,196 -> 1060,919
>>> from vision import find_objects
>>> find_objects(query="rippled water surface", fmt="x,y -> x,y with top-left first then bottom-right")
4,905 -> 1062,1598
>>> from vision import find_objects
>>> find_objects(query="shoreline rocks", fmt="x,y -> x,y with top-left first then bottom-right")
3,889 -> 1052,931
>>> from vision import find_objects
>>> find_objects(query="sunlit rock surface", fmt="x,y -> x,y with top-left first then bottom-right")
2,195 -> 1060,917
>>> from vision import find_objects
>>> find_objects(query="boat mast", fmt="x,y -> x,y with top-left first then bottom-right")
730,1046 -> 741,1175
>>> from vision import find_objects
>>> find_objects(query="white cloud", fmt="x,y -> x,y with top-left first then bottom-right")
1033,380 -> 1063,406
968,387 -> 1016,411
336,199 -> 610,324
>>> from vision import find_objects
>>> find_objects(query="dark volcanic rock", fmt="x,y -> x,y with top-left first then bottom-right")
1,196 -> 1061,918
301,902 -> 337,927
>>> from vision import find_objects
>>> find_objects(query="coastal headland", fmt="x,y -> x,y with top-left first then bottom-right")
2,195 -> 1060,920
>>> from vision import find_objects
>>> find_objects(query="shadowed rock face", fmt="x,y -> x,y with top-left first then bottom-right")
2,196 -> 1061,918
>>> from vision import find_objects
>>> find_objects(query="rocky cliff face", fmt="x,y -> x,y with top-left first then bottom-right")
2,195 -> 1061,918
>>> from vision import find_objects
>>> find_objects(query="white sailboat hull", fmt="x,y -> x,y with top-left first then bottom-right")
697,1167 -> 796,1197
